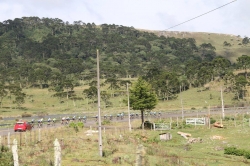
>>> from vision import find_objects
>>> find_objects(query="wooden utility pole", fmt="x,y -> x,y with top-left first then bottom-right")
97,49 -> 103,157
127,83 -> 132,132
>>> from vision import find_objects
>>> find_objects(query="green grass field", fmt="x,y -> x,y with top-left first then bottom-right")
0,81 -> 245,118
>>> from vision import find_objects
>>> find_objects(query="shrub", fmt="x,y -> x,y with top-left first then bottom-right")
210,118 -> 216,124
69,122 -> 84,132
102,120 -> 111,125
224,116 -> 231,121
171,121 -> 192,129
21,112 -> 32,117
144,121 -> 153,129
0,145 -> 14,166
224,147 -> 250,159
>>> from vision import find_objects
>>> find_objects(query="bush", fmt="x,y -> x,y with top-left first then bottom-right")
69,122 -> 84,133
210,118 -> 216,124
171,121 -> 192,129
21,112 -> 32,117
144,121 -> 153,129
0,145 -> 14,166
224,147 -> 250,159
224,116 -> 231,121
102,120 -> 111,125
244,151 -> 250,159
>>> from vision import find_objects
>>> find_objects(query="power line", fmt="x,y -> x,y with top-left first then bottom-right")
164,0 -> 237,31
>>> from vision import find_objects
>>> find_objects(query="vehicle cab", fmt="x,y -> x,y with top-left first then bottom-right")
14,120 -> 32,132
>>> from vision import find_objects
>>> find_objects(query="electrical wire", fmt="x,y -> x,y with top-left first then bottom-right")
164,0 -> 237,30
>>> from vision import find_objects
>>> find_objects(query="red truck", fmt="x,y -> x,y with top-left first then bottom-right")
14,120 -> 32,132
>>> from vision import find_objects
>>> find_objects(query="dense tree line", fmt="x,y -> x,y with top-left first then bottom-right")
0,17 -> 249,107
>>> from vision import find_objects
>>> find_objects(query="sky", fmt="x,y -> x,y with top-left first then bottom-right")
0,0 -> 249,37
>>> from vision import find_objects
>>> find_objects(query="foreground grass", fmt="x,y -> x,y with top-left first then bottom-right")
3,117 -> 250,166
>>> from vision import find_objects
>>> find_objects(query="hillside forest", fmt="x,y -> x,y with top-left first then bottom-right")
0,17 -> 250,109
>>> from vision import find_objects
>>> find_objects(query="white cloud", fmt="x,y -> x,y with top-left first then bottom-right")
0,0 -> 249,37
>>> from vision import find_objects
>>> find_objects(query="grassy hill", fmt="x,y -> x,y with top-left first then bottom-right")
140,29 -> 250,63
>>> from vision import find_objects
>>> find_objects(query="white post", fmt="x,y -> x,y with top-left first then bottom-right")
208,104 -> 211,129
180,86 -> 184,120
12,139 -> 19,166
221,87 -> 225,119
127,83 -> 132,132
54,138 -> 61,166
8,132 -> 10,149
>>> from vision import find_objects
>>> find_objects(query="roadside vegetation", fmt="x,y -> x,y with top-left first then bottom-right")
3,114 -> 250,166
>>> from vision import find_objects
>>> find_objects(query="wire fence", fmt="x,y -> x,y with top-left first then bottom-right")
1,124 -> 250,166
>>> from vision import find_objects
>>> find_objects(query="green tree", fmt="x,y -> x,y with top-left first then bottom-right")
199,43 -> 216,61
236,55 -> 250,78
233,75 -> 248,100
83,86 -> 97,103
130,78 -> 158,126
0,84 -> 8,108
13,92 -> 26,108
63,79 -> 74,100
101,91 -> 111,108
242,37 -> 249,45
212,56 -> 231,79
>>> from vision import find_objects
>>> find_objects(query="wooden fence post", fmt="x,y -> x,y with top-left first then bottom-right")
8,132 -> 10,149
24,132 -> 27,145
12,139 -> 19,166
19,132 -> 22,148
177,117 -> 179,128
54,138 -> 61,166
38,128 -> 41,142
